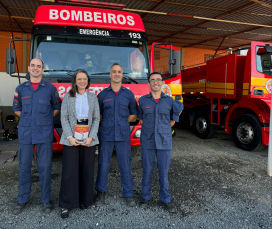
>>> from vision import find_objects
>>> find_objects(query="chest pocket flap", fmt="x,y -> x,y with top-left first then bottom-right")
21,99 -> 32,115
120,100 -> 129,117
120,99 -> 129,106
38,99 -> 50,114
143,107 -> 154,114
39,99 -> 50,105
22,99 -> 31,105
103,100 -> 113,108
159,107 -> 170,115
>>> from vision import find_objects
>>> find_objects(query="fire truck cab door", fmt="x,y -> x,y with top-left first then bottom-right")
150,43 -> 181,76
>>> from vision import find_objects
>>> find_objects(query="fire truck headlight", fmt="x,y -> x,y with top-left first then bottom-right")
134,129 -> 141,138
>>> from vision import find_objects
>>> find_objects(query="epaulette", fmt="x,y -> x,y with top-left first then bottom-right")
43,81 -> 54,87
16,81 -> 28,89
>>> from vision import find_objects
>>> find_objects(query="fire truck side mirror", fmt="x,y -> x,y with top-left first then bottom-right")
168,50 -> 181,75
6,48 -> 16,74
264,45 -> 272,53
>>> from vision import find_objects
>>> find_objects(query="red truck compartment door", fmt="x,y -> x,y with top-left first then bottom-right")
206,54 -> 237,100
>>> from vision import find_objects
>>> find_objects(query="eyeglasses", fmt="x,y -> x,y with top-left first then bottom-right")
149,78 -> 163,83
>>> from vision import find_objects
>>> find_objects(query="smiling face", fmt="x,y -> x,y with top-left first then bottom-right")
148,73 -> 164,93
110,65 -> 123,84
28,58 -> 44,78
76,72 -> 88,91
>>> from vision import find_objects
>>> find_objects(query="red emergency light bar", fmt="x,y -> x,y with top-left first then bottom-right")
34,5 -> 145,32
55,0 -> 125,9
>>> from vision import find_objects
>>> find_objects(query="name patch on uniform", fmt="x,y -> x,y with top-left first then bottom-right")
14,91 -> 18,97
142,106 -> 153,110
103,99 -> 113,103
22,96 -> 31,100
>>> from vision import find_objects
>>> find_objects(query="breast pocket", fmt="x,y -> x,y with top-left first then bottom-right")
120,100 -> 129,119
22,99 -> 32,116
103,100 -> 114,118
143,108 -> 154,126
38,99 -> 50,114
159,107 -> 171,125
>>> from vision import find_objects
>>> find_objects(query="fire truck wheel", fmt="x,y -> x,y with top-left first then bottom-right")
232,114 -> 264,151
194,112 -> 217,139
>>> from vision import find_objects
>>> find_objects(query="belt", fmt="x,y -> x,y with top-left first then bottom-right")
77,119 -> 88,122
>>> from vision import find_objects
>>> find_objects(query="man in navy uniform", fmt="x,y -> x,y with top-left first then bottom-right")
95,63 -> 137,207
138,72 -> 183,213
12,58 -> 61,214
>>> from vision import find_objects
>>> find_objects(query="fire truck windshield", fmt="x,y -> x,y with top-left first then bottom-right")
33,35 -> 149,81
256,46 -> 272,76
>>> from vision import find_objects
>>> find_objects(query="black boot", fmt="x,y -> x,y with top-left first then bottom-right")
94,191 -> 106,207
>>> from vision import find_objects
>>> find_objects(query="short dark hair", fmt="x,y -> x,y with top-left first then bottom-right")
69,69 -> 91,97
110,63 -> 122,72
148,72 -> 162,81
29,58 -> 44,69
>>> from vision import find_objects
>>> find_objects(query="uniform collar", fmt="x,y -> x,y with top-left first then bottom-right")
148,92 -> 166,98
25,79 -> 46,86
107,85 -> 125,91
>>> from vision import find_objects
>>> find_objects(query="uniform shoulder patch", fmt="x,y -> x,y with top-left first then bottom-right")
55,90 -> 59,97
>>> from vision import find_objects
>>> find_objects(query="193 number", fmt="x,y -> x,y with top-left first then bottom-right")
128,32 -> 141,39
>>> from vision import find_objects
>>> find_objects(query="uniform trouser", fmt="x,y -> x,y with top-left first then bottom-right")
17,142 -> 53,204
141,148 -> 171,203
95,141 -> 134,197
59,145 -> 96,209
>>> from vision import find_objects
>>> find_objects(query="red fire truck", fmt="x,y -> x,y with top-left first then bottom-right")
181,41 -> 272,151
6,3 -> 181,151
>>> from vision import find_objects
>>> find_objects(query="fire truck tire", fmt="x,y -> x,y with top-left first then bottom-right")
194,112 -> 217,139
232,114 -> 264,151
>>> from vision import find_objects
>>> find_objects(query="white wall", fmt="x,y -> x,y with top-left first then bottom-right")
0,72 -> 27,107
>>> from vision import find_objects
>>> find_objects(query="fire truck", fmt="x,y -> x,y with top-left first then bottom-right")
181,41 -> 272,151
6,2 -> 181,151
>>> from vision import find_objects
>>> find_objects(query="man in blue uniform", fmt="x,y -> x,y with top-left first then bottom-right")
138,72 -> 183,213
95,63 -> 137,207
12,58 -> 61,214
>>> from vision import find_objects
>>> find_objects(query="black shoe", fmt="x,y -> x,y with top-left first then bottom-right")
94,191 -> 106,207
124,196 -> 136,207
139,198 -> 149,209
61,208 -> 69,219
79,205 -> 87,210
42,200 -> 54,213
159,201 -> 176,213
13,201 -> 29,215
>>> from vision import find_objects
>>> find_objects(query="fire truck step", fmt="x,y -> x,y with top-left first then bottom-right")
211,123 -> 218,125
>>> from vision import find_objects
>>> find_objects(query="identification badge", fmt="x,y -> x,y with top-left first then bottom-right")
74,125 -> 89,144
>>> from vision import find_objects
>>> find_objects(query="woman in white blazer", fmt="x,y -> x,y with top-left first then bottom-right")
59,69 -> 100,219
